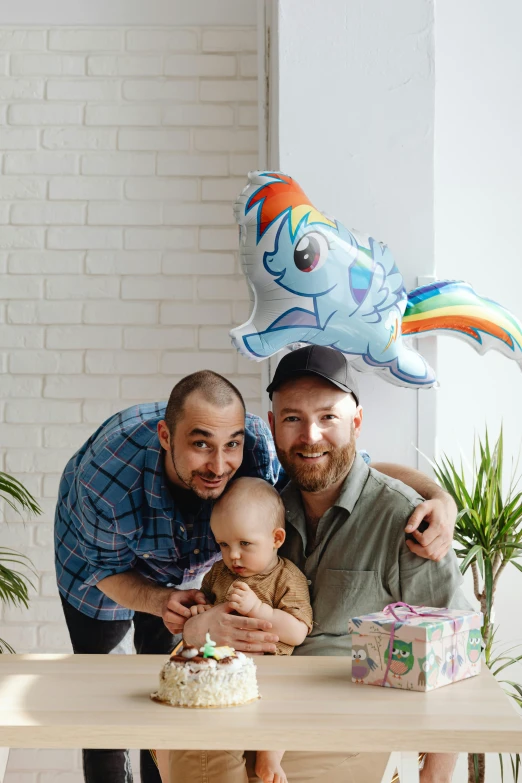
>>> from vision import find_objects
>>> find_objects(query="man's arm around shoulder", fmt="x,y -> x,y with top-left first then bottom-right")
372,461 -> 458,563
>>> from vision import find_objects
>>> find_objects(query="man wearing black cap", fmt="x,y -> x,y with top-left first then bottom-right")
267,344 -> 455,563
178,346 -> 463,783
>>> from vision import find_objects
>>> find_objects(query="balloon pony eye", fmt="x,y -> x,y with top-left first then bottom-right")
293,232 -> 329,273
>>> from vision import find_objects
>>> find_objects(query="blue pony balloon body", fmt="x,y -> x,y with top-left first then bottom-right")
259,216 -> 426,379
231,171 -> 434,386
230,171 -> 522,389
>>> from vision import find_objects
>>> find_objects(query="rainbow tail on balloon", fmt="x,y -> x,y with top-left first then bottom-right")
403,281 -> 522,367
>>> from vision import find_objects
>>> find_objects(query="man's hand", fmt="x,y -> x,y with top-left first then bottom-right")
227,581 -> 260,616
161,589 -> 207,634
371,462 -> 458,562
183,602 -> 278,654
405,497 -> 457,562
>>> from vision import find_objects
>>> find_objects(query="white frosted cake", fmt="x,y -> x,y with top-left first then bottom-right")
151,634 -> 259,708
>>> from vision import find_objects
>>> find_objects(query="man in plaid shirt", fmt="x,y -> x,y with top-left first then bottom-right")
55,370 -> 284,783
55,369 -> 456,783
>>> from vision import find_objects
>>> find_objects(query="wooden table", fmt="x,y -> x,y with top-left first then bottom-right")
1,654 -> 521,783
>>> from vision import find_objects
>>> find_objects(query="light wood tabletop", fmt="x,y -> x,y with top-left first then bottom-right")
0,654 -> 521,754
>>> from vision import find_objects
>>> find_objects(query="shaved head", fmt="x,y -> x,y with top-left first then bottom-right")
165,370 -> 245,434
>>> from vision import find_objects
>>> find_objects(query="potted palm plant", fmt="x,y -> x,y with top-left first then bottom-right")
0,471 -> 41,653
432,428 -> 522,783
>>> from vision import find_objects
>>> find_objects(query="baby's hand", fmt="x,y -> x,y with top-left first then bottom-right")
255,751 -> 287,783
227,580 -> 260,615
189,604 -> 212,617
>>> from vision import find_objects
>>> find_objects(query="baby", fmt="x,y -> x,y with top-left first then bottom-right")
156,476 -> 313,783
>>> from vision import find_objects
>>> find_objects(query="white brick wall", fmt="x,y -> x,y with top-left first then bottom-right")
0,21 -> 260,782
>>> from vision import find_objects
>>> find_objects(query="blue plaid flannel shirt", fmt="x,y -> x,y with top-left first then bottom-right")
54,402 -> 282,620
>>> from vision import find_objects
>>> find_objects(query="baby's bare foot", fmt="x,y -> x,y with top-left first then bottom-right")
255,750 -> 287,783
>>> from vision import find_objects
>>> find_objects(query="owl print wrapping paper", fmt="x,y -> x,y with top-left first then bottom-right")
348,605 -> 483,692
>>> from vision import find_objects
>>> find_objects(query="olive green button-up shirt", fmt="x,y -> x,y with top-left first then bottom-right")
280,453 -> 469,656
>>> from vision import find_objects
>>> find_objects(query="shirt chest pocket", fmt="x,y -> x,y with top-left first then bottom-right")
314,569 -> 381,636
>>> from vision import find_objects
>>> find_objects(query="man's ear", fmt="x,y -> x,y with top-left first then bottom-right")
353,405 -> 363,439
273,527 -> 286,548
157,420 -> 171,451
268,410 -> 275,437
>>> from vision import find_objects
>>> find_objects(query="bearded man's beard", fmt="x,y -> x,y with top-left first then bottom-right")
276,425 -> 357,492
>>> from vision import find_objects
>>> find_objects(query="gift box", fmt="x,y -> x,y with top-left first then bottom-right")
348,602 -> 483,692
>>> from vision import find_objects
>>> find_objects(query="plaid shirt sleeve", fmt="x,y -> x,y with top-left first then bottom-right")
239,413 -> 282,484
75,483 -> 138,588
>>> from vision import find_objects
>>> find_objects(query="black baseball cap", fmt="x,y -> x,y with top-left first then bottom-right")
266,345 -> 360,404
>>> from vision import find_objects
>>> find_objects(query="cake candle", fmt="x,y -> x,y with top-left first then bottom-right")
201,632 -> 217,658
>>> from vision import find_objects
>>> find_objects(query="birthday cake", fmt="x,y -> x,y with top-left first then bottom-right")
151,634 -> 259,708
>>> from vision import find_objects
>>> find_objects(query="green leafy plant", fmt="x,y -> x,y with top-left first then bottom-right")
432,428 -> 522,783
0,471 -> 41,653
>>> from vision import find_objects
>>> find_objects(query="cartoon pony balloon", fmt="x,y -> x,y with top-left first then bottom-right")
230,171 -> 522,388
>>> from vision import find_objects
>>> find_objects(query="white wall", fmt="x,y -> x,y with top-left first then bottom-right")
435,2 -> 522,780
0,4 -> 260,780
435,0 -> 522,645
273,0 -> 436,467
